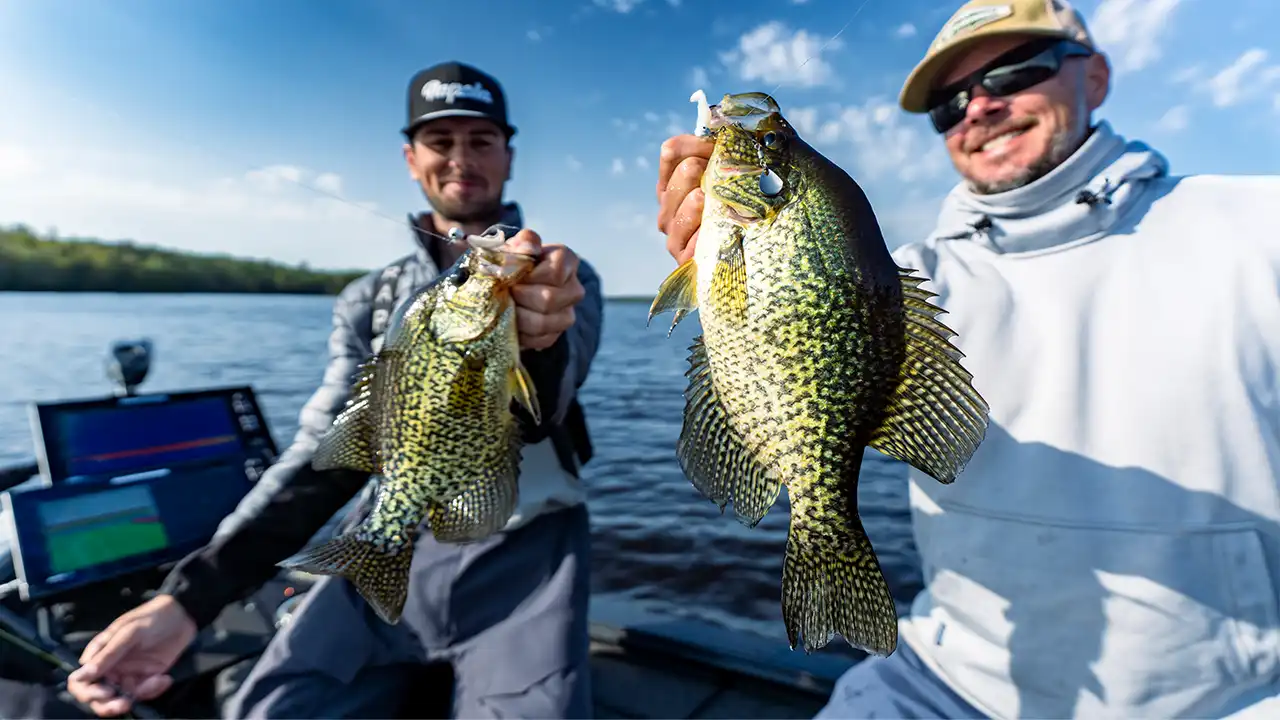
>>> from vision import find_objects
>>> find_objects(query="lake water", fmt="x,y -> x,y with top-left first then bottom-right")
0,292 -> 922,653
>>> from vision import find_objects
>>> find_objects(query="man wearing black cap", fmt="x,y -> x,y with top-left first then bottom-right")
66,61 -> 602,719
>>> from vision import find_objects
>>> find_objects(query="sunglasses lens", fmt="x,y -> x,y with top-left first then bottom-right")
929,101 -> 965,133
983,65 -> 1055,97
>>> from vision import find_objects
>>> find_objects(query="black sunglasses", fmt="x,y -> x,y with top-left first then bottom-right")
927,39 -> 1095,134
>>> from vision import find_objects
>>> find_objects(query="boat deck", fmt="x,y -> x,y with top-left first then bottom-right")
589,638 -> 830,719
585,598 -> 862,719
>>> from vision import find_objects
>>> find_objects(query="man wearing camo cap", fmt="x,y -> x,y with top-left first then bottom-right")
654,0 -> 1280,717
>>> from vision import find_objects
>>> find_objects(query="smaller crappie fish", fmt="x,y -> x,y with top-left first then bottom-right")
279,226 -> 541,624
650,91 -> 989,656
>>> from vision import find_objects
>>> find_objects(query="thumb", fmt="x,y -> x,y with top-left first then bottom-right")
507,228 -> 542,257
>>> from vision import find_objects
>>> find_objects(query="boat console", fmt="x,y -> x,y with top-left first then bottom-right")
0,376 -> 308,718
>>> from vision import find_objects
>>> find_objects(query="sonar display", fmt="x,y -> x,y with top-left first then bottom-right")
36,484 -> 170,575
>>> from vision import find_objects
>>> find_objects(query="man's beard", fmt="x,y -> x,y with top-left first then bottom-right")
969,125 -> 1079,195
423,189 -> 504,224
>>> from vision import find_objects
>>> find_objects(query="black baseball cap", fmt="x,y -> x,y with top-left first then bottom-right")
401,61 -> 516,140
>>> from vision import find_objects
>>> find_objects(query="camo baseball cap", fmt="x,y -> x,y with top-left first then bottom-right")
899,0 -> 1096,113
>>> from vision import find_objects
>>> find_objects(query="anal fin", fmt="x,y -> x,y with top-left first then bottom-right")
427,471 -> 520,543
279,529 -> 416,625
868,269 -> 991,484
677,334 -> 781,527
648,258 -> 698,336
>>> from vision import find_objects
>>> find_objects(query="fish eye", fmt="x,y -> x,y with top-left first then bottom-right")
762,131 -> 779,148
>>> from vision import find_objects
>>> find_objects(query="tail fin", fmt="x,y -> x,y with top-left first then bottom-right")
782,513 -> 899,656
280,533 -> 415,625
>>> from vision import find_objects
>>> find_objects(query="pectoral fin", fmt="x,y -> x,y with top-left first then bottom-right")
648,258 -> 698,336
509,362 -> 541,426
708,227 -> 747,327
868,270 -> 991,484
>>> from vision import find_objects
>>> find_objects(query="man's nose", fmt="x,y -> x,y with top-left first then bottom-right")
446,142 -> 478,168
964,86 -> 1007,122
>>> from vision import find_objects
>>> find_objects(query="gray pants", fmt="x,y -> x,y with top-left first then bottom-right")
223,504 -> 592,719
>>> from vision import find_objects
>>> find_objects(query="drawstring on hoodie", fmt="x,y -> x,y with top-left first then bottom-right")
969,215 -> 993,239
1075,177 -> 1121,207
966,177 -> 1124,241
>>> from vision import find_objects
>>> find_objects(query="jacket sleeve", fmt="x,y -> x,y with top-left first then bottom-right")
159,285 -> 375,629
519,256 -> 604,433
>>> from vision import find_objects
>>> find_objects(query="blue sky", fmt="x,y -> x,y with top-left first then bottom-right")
1,0 -> 1277,297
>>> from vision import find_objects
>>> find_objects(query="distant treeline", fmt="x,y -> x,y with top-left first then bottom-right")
0,224 -> 367,294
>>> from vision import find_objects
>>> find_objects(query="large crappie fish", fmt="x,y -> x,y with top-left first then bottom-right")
280,226 -> 541,624
649,91 -> 989,656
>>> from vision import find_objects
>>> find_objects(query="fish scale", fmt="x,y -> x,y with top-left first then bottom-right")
651,91 -> 989,656
280,237 -> 541,625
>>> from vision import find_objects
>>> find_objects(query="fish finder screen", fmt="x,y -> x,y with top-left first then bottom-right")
7,463 -> 255,600
54,397 -> 241,478
34,387 -> 278,485
37,484 -> 169,575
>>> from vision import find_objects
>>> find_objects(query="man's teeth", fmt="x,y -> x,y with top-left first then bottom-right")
980,129 -> 1025,152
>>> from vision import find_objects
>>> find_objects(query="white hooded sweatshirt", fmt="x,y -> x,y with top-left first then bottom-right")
888,121 -> 1280,718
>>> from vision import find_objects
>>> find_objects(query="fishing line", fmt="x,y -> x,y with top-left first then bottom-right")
768,0 -> 876,98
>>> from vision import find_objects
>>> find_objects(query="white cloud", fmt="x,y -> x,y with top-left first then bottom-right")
719,21 -> 841,88
1155,104 -> 1189,132
795,98 -> 950,184
690,65 -> 710,90
665,112 -> 685,136
1173,49 -> 1280,111
592,0 -> 644,12
0,143 -> 407,270
611,117 -> 641,135
566,155 -> 584,171
894,23 -> 917,38
1206,48 -> 1273,107
1089,0 -> 1182,73
312,172 -> 343,195
611,157 -> 626,175
634,156 -> 650,170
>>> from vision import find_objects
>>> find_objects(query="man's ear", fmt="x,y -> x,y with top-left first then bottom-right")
506,144 -> 515,182
404,142 -> 419,181
1084,52 -> 1111,112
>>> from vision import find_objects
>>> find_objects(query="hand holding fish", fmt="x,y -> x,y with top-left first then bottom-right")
656,134 -> 714,263
509,230 -> 585,351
